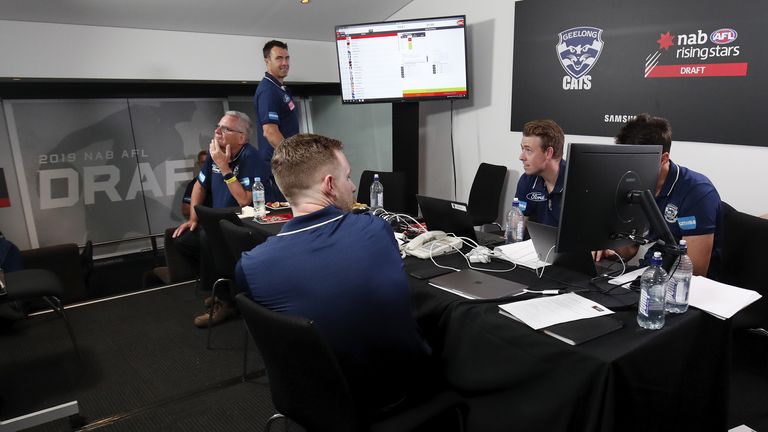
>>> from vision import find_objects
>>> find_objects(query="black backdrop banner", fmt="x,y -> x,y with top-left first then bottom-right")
510,0 -> 767,147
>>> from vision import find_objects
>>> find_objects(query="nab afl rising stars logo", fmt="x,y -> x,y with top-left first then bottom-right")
556,26 -> 604,90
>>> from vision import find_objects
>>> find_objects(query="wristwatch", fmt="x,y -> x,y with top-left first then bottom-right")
223,172 -> 237,184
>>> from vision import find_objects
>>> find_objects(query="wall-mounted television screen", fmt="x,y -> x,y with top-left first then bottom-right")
334,15 -> 469,104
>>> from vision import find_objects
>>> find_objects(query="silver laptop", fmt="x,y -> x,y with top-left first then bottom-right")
527,221 -> 614,276
428,269 -> 527,299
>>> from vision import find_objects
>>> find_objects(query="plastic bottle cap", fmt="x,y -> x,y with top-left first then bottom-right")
255,177 -> 260,182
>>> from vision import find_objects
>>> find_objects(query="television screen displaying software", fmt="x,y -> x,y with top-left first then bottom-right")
334,15 -> 469,104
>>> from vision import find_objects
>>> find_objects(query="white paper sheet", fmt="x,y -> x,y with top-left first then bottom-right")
494,240 -> 549,269
689,276 -> 762,320
498,292 -> 613,330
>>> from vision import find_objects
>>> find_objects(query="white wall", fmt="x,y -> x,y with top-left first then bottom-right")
0,20 -> 338,83
392,1 -> 768,218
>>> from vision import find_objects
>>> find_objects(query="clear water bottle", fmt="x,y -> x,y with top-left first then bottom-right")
666,240 -> 692,313
370,174 -> 384,210
252,177 -> 266,220
504,198 -> 526,243
637,251 -> 668,330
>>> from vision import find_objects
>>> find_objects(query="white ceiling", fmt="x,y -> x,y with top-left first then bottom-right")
0,0 -> 413,42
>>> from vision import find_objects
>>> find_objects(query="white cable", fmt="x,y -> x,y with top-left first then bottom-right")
536,245 -> 557,279
603,249 -> 627,282
452,235 -> 516,273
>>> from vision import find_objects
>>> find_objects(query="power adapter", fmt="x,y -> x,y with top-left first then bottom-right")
468,246 -> 492,263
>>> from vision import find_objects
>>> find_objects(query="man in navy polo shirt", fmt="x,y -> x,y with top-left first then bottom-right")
173,111 -> 262,327
599,114 -> 722,277
237,133 -> 432,416
253,39 -> 300,202
514,119 -> 566,227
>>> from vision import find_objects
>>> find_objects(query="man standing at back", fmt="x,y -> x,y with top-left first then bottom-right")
515,119 -> 566,227
236,133 -> 432,416
253,40 -> 300,202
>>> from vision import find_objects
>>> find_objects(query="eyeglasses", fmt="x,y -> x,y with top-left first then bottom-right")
216,124 -> 244,134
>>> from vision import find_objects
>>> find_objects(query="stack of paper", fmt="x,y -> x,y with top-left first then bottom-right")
498,292 -> 613,330
689,276 -> 762,320
493,240 -> 549,269
498,293 -> 621,345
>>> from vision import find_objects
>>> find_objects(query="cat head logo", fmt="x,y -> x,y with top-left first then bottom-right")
556,26 -> 604,79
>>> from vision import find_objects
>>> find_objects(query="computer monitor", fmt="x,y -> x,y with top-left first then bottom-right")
334,15 -> 469,104
556,143 -> 674,253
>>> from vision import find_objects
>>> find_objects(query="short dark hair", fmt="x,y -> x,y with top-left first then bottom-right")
263,40 -> 288,58
615,113 -> 672,153
522,119 -> 565,158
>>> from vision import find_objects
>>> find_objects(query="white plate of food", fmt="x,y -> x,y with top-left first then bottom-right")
266,201 -> 291,210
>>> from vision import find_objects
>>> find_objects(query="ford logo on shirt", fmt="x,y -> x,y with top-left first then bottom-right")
526,192 -> 547,202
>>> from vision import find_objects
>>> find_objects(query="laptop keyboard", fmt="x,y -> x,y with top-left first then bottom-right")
475,231 -> 506,247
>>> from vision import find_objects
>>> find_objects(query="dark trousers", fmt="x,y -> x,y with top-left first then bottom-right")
175,228 -> 241,305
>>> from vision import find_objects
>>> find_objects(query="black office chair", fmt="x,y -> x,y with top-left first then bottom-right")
467,163 -> 508,227
3,269 -> 80,359
219,219 -> 268,380
720,202 -> 768,331
144,228 -> 197,289
357,170 -> 409,214
193,205 -> 243,347
235,293 -> 466,432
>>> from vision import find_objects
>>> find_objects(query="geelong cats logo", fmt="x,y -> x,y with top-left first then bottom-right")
556,27 -> 604,90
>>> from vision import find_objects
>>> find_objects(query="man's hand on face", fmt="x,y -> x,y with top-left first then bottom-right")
209,139 -> 230,169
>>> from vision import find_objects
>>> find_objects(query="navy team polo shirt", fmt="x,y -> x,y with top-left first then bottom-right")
197,143 -> 260,208
515,159 -> 567,227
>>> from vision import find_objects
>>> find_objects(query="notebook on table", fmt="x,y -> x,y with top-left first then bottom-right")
416,195 -> 505,247
428,269 -> 527,299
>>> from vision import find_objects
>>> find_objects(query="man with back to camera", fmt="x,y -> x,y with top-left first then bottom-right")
515,119 -> 566,227
172,111 -> 263,327
236,133 -> 433,416
253,39 -> 300,202
595,114 -> 722,277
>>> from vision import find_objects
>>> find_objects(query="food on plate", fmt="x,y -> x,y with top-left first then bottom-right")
266,201 -> 290,209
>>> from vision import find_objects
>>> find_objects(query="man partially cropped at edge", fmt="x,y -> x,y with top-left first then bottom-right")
253,39 -> 300,202
596,114 -> 722,277
236,133 -> 432,415
515,119 -> 566,227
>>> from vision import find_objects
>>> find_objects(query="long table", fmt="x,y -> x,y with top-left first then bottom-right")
239,212 -> 731,431
405,254 -> 730,432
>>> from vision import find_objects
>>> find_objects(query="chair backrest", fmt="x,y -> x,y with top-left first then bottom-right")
467,163 -> 508,226
21,243 -> 87,304
235,293 -> 362,432
357,170 -> 408,214
720,201 -> 768,328
193,205 -> 243,278
219,220 -> 267,260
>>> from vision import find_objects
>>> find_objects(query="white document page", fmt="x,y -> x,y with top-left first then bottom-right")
499,292 -> 613,330
494,240 -> 549,269
688,276 -> 762,320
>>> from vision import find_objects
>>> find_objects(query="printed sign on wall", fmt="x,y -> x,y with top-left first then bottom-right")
511,0 -> 767,146
3,99 -> 223,247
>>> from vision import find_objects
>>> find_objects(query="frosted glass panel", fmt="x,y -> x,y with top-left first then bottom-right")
308,96 -> 392,191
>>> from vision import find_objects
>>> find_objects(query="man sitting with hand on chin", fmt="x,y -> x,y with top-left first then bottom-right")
236,133 -> 433,416
173,111 -> 262,327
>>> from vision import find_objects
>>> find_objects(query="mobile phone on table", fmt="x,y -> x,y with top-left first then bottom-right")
408,266 -> 454,280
